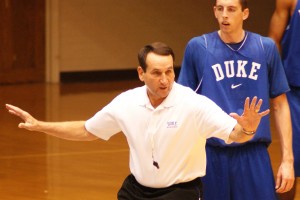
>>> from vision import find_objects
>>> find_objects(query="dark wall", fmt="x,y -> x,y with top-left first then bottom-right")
245,0 -> 275,35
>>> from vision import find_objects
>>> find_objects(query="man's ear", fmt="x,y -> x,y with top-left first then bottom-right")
243,8 -> 249,20
213,6 -> 218,19
137,66 -> 144,82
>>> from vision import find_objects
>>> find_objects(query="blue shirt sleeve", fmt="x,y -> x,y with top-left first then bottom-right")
262,37 -> 290,98
178,36 -> 207,92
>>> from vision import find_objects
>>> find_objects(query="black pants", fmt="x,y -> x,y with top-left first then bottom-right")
117,174 -> 203,200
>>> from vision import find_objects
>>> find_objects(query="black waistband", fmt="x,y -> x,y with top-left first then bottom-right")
290,85 -> 300,90
129,174 -> 202,192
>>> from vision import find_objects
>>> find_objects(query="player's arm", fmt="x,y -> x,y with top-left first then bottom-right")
270,94 -> 295,193
6,104 -> 98,141
269,0 -> 293,51
228,97 -> 270,143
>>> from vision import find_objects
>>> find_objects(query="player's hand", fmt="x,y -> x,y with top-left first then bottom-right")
275,162 -> 295,193
6,104 -> 38,131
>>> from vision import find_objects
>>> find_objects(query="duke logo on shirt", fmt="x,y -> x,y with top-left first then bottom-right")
167,121 -> 178,128
211,60 -> 261,81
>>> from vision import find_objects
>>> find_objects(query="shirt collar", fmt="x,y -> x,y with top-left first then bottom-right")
138,82 -> 179,109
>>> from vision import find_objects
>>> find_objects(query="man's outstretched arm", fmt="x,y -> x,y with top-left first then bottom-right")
6,104 -> 98,141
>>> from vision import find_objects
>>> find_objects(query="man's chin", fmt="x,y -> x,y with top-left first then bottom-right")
159,92 -> 170,99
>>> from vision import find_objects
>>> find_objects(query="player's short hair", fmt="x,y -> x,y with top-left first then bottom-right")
138,42 -> 175,72
240,0 -> 248,10
215,0 -> 248,10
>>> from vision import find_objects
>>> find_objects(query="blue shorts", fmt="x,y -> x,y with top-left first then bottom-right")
287,87 -> 300,176
202,143 -> 278,200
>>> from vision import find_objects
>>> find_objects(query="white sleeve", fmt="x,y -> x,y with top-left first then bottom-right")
85,103 -> 121,140
196,96 -> 237,142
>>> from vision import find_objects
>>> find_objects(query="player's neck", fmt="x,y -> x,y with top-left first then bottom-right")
218,30 -> 246,44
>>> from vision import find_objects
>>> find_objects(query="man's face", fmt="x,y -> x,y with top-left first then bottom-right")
138,52 -> 175,107
214,0 -> 249,34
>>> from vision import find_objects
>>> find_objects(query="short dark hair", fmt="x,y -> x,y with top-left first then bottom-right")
138,42 -> 175,71
240,0 -> 248,10
215,0 -> 248,10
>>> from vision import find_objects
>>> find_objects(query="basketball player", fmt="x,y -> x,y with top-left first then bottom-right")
178,0 -> 294,199
269,0 -> 300,199
6,42 -> 270,200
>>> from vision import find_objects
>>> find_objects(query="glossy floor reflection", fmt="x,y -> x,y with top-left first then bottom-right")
0,81 -> 298,200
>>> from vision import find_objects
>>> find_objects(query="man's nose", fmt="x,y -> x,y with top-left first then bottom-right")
222,9 -> 228,17
160,74 -> 167,84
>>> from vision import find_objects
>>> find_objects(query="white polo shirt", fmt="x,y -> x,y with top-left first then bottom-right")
85,82 -> 236,188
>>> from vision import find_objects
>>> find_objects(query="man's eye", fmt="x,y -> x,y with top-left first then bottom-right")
217,7 -> 223,11
166,70 -> 173,75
